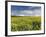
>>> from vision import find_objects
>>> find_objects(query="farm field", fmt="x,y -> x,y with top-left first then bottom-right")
11,16 -> 41,31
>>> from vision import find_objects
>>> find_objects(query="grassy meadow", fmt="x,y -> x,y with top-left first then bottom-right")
11,16 -> 41,31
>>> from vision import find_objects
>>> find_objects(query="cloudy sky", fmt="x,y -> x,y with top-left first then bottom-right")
11,5 -> 41,16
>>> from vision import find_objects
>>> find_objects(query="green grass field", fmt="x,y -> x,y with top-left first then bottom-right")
11,16 -> 41,31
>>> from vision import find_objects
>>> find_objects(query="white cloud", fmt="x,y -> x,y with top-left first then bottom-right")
18,10 -> 33,16
20,10 -> 32,14
32,9 -> 41,16
11,9 -> 41,16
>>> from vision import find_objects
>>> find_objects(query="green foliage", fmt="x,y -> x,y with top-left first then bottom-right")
11,16 -> 41,31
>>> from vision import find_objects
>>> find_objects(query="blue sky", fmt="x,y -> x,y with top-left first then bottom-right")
11,5 -> 41,16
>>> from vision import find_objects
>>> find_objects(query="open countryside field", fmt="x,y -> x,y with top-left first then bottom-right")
11,16 -> 41,31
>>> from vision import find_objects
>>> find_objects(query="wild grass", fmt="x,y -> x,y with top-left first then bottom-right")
11,16 -> 41,31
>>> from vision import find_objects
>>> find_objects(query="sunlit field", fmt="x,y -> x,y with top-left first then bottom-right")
11,16 -> 41,31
